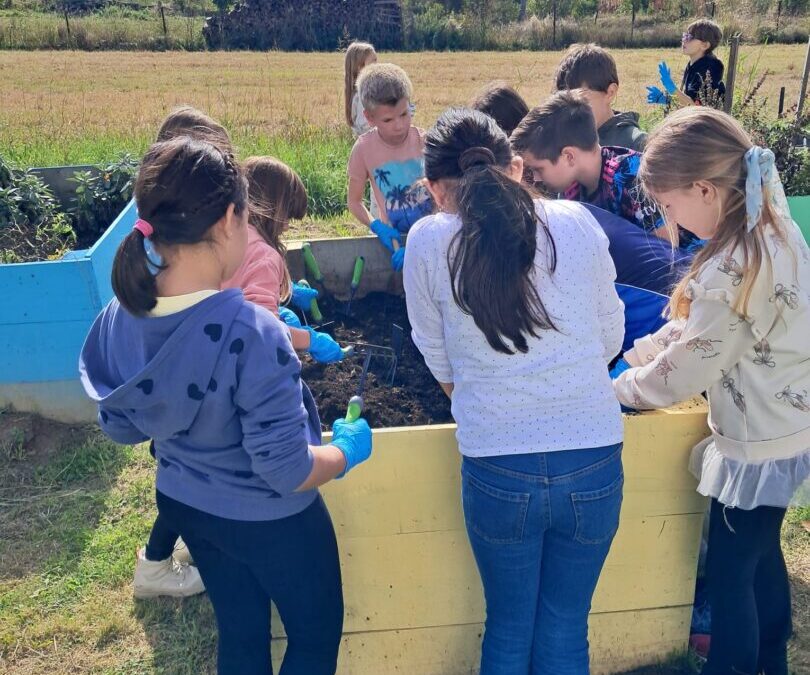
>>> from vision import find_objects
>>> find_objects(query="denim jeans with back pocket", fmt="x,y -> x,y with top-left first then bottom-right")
461,443 -> 624,675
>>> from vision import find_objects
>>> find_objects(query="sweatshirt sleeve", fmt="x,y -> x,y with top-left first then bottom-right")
584,208 -> 625,362
233,312 -> 314,495
613,281 -> 759,410
403,224 -> 453,383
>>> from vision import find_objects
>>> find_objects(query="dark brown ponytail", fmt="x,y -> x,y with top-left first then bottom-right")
111,137 -> 247,316
424,108 -> 557,355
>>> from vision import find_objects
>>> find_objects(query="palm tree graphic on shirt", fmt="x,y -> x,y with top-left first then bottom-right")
374,168 -> 392,188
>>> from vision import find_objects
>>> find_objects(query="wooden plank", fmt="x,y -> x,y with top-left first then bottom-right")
267,512 -> 701,635
89,199 -> 137,305
269,606 -> 691,674
0,257 -> 99,325
0,319 -> 96,383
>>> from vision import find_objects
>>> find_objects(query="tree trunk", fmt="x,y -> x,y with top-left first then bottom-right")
518,0 -> 527,21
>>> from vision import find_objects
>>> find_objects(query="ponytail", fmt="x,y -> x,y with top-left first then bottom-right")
450,155 -> 557,355
425,109 -> 557,356
112,229 -> 160,316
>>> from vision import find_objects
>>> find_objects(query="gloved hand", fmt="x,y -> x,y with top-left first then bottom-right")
331,416 -> 372,477
290,282 -> 319,312
370,219 -> 402,253
658,61 -> 678,94
609,357 -> 631,380
646,85 -> 669,105
278,306 -> 302,328
305,327 -> 345,363
391,246 -> 406,272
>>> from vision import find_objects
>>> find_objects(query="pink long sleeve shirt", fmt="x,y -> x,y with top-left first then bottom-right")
222,224 -> 285,315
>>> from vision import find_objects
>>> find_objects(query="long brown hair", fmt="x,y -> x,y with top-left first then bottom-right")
112,138 -> 247,316
242,156 -> 307,303
344,41 -> 376,127
424,108 -> 557,355
638,107 -> 783,320
155,105 -> 232,150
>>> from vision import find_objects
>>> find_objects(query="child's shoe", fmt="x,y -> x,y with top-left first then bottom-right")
133,547 -> 205,598
173,537 -> 194,566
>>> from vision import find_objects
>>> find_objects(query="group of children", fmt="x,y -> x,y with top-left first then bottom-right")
77,18 -> 809,675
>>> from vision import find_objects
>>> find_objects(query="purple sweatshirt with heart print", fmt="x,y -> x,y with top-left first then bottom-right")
79,289 -> 321,521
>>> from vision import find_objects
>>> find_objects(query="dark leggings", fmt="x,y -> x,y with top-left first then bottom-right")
156,491 -> 344,675
703,498 -> 792,675
145,440 -> 179,561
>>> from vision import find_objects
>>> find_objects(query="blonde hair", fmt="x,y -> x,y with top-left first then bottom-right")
242,157 -> 308,303
155,105 -> 232,151
638,107 -> 783,320
357,63 -> 413,113
344,42 -> 377,128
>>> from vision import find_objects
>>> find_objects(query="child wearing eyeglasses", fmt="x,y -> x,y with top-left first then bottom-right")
647,19 -> 726,108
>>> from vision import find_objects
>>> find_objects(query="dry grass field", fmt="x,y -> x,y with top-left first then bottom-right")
1,44 -> 808,167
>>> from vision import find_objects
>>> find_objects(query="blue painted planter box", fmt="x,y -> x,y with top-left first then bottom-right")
2,193 -> 810,423
0,199 -> 137,421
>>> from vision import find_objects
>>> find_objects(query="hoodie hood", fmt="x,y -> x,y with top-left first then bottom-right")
80,290 -> 244,441
598,111 -> 647,152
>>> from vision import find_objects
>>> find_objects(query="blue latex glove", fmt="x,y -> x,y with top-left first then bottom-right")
609,358 -> 631,380
391,246 -> 406,272
646,85 -> 669,105
332,416 -> 372,477
370,219 -> 401,253
278,306 -> 302,328
305,327 -> 345,364
291,282 -> 319,312
658,61 -> 678,94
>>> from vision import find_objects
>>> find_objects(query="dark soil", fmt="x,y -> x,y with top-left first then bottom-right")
299,292 -> 453,430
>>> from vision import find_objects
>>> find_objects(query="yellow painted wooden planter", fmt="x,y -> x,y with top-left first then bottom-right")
266,239 -> 712,674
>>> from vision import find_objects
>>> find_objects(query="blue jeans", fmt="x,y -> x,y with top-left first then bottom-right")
461,444 -> 624,675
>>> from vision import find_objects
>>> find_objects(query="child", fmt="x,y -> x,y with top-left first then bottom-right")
156,105 -> 232,149
511,91 -> 674,245
347,63 -> 433,271
80,137 -> 372,674
469,81 -> 529,136
344,41 -> 378,138
130,104 -> 236,599
221,156 -> 345,363
553,43 -> 647,151
648,19 -> 726,107
405,107 -> 624,673
613,107 -> 810,675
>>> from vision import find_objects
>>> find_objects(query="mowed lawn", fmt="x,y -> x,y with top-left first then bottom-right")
1,45 -> 808,168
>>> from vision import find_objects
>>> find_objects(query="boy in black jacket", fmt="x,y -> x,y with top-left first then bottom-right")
648,19 -> 726,107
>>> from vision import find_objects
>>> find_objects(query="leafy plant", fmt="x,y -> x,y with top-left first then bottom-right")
0,155 -> 76,264
68,153 -> 138,249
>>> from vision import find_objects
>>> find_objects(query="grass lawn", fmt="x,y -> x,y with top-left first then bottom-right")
0,411 -> 807,675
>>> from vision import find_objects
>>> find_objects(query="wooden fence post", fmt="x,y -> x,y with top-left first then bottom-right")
798,37 -> 810,120
552,0 -> 557,48
630,0 -> 637,43
778,86 -> 786,118
63,8 -> 71,43
723,34 -> 741,114
159,2 -> 168,38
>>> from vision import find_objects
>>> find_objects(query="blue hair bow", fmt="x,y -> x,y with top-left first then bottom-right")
744,146 -> 776,233
143,237 -> 163,276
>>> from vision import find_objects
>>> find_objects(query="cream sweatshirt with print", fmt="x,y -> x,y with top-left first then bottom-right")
614,220 -> 810,466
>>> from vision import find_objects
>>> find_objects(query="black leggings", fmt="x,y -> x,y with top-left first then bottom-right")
145,440 -> 179,562
156,491 -> 344,675
703,498 -> 792,675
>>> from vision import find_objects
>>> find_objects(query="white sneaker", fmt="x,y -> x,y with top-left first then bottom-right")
173,537 -> 194,566
133,547 -> 205,599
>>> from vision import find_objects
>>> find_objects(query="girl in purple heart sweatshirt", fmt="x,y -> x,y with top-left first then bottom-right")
80,137 -> 372,675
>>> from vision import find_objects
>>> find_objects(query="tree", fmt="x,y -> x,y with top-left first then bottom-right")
519,0 -> 528,20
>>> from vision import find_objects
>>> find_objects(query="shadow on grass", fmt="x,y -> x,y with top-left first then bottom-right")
133,595 -> 219,675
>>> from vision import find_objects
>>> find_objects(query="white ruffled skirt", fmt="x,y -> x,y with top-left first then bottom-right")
690,436 -> 810,509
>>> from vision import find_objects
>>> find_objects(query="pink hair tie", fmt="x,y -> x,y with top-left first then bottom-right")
133,218 -> 154,238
